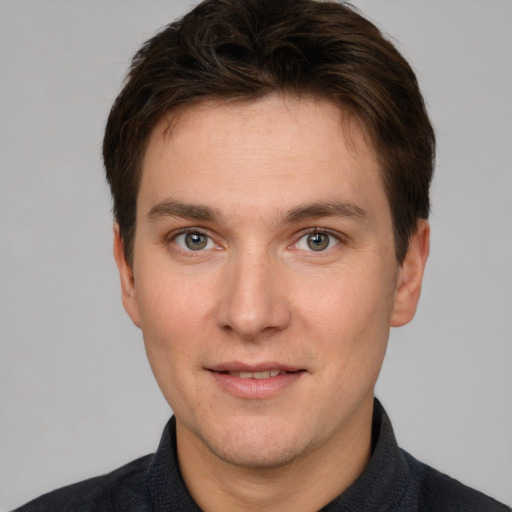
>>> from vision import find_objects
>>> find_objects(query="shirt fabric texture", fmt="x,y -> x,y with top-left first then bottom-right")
13,399 -> 510,511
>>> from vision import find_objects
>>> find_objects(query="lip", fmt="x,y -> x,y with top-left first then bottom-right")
209,361 -> 302,373
207,361 -> 305,399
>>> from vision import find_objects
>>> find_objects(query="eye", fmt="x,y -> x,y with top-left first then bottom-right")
173,231 -> 217,251
295,230 -> 339,252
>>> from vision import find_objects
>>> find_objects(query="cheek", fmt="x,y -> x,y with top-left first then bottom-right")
134,269 -> 214,375
134,273 -> 212,412
294,264 -> 394,367
296,263 -> 394,328
136,261 -> 213,331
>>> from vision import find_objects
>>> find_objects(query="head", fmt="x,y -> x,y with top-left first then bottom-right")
103,0 -> 435,267
105,0 -> 433,490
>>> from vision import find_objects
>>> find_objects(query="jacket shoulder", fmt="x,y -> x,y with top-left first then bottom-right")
401,450 -> 510,512
11,454 -> 154,512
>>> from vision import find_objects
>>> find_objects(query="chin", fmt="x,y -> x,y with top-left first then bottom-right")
211,437 -> 305,469
196,415 -> 315,469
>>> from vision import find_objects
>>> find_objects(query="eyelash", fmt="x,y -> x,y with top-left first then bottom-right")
292,228 -> 342,254
167,229 -> 220,254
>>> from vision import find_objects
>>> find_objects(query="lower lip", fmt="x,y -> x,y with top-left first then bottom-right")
209,371 -> 304,399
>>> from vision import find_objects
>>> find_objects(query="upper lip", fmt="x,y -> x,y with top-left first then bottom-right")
208,362 -> 303,373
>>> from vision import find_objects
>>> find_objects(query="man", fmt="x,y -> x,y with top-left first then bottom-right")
13,0 -> 509,510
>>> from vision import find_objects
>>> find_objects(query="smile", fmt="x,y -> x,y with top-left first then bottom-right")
209,365 -> 305,399
227,369 -> 284,379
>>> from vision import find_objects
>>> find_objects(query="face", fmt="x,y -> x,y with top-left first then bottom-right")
115,95 -> 428,470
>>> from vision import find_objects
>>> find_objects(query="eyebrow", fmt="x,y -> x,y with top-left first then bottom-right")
147,199 -> 222,222
282,200 -> 367,224
146,198 -> 366,224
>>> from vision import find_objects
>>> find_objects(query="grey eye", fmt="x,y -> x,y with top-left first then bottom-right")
173,231 -> 215,251
307,232 -> 330,251
295,231 -> 339,252
185,232 -> 208,250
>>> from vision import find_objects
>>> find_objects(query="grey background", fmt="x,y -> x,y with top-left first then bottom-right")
1,0 -> 511,509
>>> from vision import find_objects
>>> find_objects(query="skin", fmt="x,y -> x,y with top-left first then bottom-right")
114,94 -> 429,511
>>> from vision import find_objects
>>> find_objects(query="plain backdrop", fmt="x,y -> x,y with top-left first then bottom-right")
1,0 -> 511,509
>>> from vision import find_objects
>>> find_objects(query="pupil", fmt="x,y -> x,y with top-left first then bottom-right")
307,232 -> 329,251
185,232 -> 207,250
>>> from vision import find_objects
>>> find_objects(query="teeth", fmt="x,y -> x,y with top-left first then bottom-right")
253,371 -> 270,379
228,369 -> 283,379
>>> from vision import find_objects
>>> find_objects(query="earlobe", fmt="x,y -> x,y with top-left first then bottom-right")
113,224 -> 141,328
390,220 -> 430,327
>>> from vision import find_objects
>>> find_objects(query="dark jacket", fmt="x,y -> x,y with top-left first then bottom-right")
12,399 -> 510,511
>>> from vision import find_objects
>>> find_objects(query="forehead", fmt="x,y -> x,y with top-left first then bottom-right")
138,95 -> 388,220
157,94 -> 374,165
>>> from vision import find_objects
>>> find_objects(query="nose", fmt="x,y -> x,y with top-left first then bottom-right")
215,250 -> 292,340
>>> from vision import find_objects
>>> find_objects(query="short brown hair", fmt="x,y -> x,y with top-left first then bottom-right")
103,0 -> 435,264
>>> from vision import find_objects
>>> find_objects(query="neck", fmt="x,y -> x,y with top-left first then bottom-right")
176,399 -> 374,512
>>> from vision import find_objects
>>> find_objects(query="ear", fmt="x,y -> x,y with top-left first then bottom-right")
113,224 -> 141,328
391,220 -> 430,327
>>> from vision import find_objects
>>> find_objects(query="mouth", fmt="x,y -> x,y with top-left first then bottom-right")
209,362 -> 304,377
207,363 -> 305,398
218,369 -> 298,379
